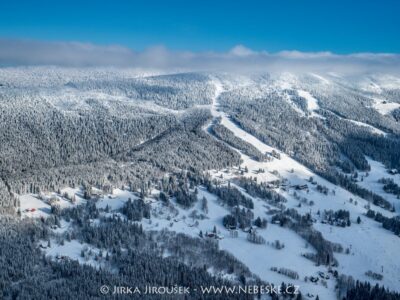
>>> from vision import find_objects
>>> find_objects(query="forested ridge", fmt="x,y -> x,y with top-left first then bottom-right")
1,68 -> 400,299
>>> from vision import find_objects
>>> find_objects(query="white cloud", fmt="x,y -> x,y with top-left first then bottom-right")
0,39 -> 136,67
229,45 -> 257,57
0,38 -> 399,75
277,50 -> 334,59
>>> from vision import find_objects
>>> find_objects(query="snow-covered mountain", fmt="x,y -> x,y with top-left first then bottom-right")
1,67 -> 400,299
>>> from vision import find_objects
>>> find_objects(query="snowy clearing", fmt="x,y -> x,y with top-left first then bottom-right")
297,90 -> 320,114
43,239 -> 108,269
373,99 -> 400,115
18,194 -> 51,218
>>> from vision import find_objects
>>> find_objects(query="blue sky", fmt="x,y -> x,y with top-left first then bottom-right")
0,0 -> 399,53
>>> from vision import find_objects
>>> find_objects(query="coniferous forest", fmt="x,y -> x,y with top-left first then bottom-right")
0,68 -> 400,299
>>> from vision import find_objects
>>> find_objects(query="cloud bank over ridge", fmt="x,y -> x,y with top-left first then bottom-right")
1,38 -> 399,74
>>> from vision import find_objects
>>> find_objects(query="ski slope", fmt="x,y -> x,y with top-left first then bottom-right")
202,79 -> 400,294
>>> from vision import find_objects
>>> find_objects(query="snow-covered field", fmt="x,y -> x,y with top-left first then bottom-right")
43,239 -> 108,269
358,157 -> 400,212
139,186 -> 336,299
19,194 -> 51,218
373,99 -> 400,115
18,188 -> 86,219
297,89 -> 321,117
95,188 -> 140,210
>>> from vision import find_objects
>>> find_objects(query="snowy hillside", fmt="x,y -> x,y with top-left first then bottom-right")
1,68 -> 400,300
